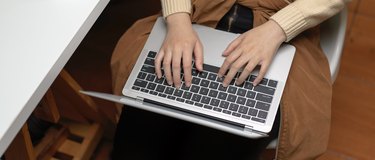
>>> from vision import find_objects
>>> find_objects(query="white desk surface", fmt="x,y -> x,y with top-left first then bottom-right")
0,0 -> 109,156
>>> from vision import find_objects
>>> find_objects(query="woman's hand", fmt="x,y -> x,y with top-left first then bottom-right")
155,13 -> 204,89
218,20 -> 286,87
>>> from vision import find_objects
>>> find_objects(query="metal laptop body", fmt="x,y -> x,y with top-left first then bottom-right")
83,17 -> 295,138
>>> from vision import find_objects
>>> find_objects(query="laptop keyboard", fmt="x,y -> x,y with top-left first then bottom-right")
132,51 -> 278,124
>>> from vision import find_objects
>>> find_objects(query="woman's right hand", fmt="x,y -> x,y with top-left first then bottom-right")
154,13 -> 204,89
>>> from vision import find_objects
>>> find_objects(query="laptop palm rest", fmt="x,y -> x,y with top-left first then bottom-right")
80,91 -> 266,138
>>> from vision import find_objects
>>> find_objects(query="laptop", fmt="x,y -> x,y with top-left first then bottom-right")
82,17 -> 295,138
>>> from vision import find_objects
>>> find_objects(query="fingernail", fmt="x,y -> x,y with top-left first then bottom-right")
168,81 -> 173,85
186,81 -> 191,87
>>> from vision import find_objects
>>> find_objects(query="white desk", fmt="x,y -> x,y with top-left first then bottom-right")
0,0 -> 109,156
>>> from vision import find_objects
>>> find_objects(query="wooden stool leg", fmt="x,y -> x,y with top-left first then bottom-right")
5,124 -> 36,160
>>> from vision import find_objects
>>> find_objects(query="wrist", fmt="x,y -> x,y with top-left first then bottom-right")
267,20 -> 287,43
166,12 -> 192,28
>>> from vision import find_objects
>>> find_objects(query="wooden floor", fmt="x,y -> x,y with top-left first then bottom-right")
61,0 -> 375,159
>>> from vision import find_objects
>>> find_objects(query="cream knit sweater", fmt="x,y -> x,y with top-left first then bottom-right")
161,0 -> 348,42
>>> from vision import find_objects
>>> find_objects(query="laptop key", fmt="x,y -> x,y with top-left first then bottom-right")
208,73 -> 217,81
144,58 -> 154,66
229,103 -> 239,112
181,83 -> 190,90
173,90 -> 184,97
141,88 -> 149,93
256,93 -> 273,103
254,85 -> 276,95
137,72 -> 147,79
237,88 -> 246,97
236,97 -> 246,105
223,110 -> 232,115
268,80 -> 278,88
192,69 -> 198,76
158,93 -> 167,98
194,103 -> 203,107
203,105 -> 213,110
241,115 -> 251,120
146,83 -> 157,90
155,85 -> 166,92
201,96 -> 211,104
192,94 -> 202,102
244,82 -> 253,90
209,81 -> 219,89
198,71 -> 208,78
134,79 -> 147,88
154,77 -> 164,84
208,90 -> 218,98
146,74 -> 156,82
238,106 -> 249,114
249,75 -> 256,82
218,84 -> 227,92
252,117 -> 266,123
228,86 -> 237,94
141,65 -> 155,74
246,99 -> 256,107
185,100 -> 194,105
210,99 -> 220,106
258,110 -> 268,119
227,94 -> 237,103
132,86 -> 140,91
199,88 -> 209,95
248,108 -> 258,116
259,78 -> 268,86
255,102 -> 271,111
182,91 -> 193,100
213,107 -> 222,112
150,91 -> 158,96
232,112 -> 241,117
167,95 -> 176,100
165,87 -> 175,95
219,101 -> 229,109
192,77 -> 201,85
176,97 -> 185,103
147,51 -> 157,58
200,79 -> 210,87
246,91 -> 256,99
203,64 -> 220,73
218,92 -> 228,100
190,85 -> 200,93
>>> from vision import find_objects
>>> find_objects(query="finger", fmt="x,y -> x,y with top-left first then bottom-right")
218,49 -> 241,77
163,50 -> 173,85
236,61 -> 257,85
194,40 -> 204,71
222,58 -> 246,87
182,49 -> 193,87
172,50 -> 182,88
223,36 -> 242,56
155,50 -> 165,78
254,61 -> 271,86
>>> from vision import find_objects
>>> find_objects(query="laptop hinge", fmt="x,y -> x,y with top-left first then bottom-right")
135,96 -> 144,103
244,125 -> 268,136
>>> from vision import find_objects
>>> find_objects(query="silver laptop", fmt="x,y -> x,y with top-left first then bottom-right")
82,17 -> 295,138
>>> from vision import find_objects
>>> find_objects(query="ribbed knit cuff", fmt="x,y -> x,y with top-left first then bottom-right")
161,0 -> 192,18
270,3 -> 308,42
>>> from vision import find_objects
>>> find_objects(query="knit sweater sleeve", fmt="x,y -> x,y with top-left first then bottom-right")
161,0 -> 192,18
270,0 -> 349,42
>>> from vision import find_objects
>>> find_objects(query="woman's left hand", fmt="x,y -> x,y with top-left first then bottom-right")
218,20 -> 286,87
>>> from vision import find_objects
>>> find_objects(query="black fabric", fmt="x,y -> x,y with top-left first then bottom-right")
111,4 -> 279,160
112,106 -> 280,160
216,4 -> 254,33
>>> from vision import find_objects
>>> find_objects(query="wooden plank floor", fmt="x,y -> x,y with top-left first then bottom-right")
318,0 -> 375,159
63,0 -> 375,159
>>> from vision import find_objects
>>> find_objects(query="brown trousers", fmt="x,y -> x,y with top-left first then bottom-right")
111,0 -> 332,159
